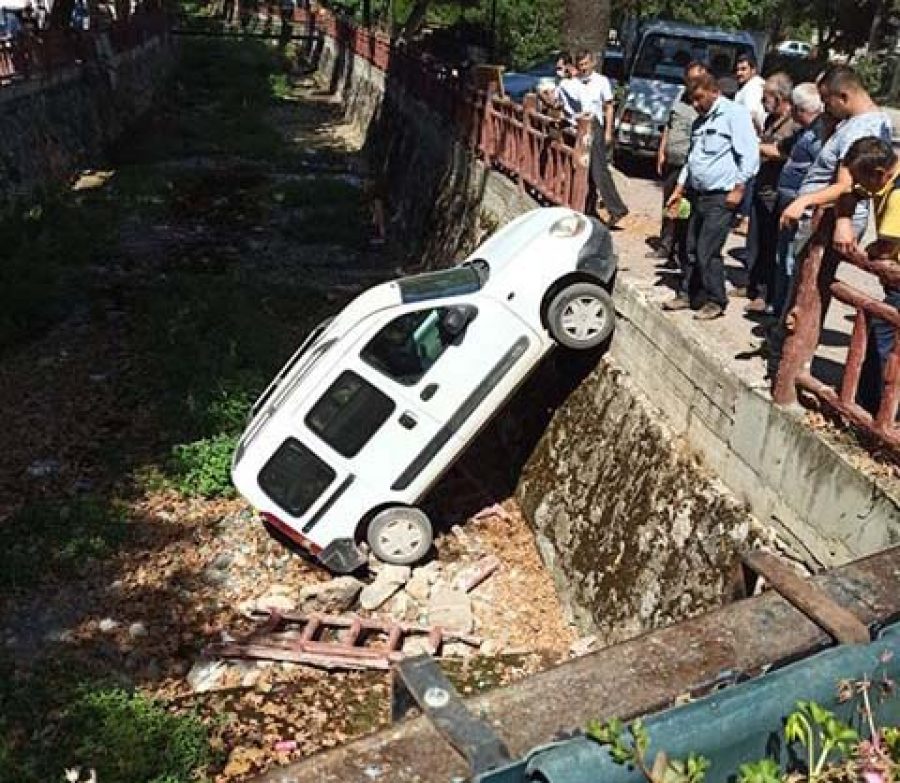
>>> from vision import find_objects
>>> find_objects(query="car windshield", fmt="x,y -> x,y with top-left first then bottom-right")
632,34 -> 752,84
398,264 -> 486,304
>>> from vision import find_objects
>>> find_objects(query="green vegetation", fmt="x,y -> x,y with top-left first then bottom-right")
0,658 -> 215,783
169,434 -> 238,498
0,498 -> 131,591
587,675 -> 898,783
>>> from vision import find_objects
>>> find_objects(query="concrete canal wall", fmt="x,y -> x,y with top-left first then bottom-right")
0,34 -> 173,210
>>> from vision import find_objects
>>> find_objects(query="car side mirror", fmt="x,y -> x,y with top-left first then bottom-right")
440,305 -> 477,338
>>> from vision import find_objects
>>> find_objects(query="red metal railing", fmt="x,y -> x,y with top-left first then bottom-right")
293,5 -> 590,212
0,14 -> 167,85
773,212 -> 900,450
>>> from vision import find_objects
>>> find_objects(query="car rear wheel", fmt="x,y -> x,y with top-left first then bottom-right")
546,281 -> 615,350
367,506 -> 433,565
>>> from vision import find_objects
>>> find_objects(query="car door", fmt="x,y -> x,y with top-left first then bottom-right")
356,298 -> 544,495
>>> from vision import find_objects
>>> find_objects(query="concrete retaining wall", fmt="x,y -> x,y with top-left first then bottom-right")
0,35 -> 173,209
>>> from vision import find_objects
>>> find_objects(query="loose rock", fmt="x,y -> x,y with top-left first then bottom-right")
187,659 -> 226,693
428,586 -> 473,634
297,576 -> 364,613
128,622 -> 148,639
98,618 -> 119,633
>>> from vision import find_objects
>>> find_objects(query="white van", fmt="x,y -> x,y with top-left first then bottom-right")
231,207 -> 617,573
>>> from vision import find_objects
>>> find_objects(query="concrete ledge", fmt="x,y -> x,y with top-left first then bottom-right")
254,547 -> 900,783
609,278 -> 900,567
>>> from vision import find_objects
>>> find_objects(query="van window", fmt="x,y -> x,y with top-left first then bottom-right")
258,438 -> 336,517
305,370 -> 396,457
632,34 -> 752,83
361,308 -> 456,385
399,266 -> 484,303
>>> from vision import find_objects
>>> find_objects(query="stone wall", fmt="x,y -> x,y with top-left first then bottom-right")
0,35 -> 173,209
516,361 -> 753,638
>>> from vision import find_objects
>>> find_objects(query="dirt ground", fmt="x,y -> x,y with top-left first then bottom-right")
0,45 -> 573,783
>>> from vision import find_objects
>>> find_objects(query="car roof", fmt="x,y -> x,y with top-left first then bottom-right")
640,20 -> 756,46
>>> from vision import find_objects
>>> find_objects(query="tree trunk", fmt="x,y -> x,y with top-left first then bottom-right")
867,0 -> 883,51
396,0 -> 429,40
563,0 -> 611,60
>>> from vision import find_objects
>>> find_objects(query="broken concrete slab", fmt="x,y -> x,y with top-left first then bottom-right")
298,576 -> 364,613
428,585 -> 473,634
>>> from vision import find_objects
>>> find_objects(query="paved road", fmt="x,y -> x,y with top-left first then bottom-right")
610,163 -> 880,392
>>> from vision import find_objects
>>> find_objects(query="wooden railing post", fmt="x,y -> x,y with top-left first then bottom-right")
772,213 -> 839,406
522,93 -> 538,188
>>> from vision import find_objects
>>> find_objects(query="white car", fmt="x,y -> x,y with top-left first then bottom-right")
775,40 -> 812,58
231,207 -> 617,572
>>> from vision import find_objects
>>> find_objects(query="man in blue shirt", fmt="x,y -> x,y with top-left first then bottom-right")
664,73 -> 760,320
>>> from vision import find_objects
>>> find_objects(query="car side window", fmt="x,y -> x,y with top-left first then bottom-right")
361,308 -> 458,386
305,370 -> 396,457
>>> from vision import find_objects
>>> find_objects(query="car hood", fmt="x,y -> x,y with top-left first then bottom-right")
464,206 -> 580,284
623,78 -> 684,123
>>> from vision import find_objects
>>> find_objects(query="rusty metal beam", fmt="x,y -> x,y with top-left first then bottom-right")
741,551 -> 870,644
251,547 -> 900,783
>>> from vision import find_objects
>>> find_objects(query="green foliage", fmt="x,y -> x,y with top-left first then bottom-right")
62,687 -> 212,783
885,726 -> 900,763
169,434 -> 237,498
586,716 -> 710,783
738,758 -> 783,783
785,700 -> 857,779
0,498 -> 130,591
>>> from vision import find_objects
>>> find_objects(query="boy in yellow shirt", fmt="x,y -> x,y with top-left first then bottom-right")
841,136 -> 900,412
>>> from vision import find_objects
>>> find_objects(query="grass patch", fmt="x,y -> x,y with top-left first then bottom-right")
0,654 -> 215,783
0,497 -> 131,592
169,434 -> 238,498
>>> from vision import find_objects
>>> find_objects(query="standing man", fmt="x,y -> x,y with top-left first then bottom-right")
732,53 -> 766,236
770,82 -> 825,317
663,73 -> 760,320
744,72 -> 797,313
577,50 -> 629,228
650,61 -> 706,263
781,65 -> 893,243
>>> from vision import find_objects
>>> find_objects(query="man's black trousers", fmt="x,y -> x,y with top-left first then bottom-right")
586,123 -> 628,220
680,191 -> 734,309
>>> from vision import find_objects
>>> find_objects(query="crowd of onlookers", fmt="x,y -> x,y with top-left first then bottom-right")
653,57 -> 897,408
533,49 -> 897,410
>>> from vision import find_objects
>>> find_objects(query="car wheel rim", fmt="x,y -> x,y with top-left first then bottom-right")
377,517 -> 424,559
560,295 -> 606,341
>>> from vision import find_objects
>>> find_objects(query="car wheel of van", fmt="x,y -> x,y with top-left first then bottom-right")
546,282 -> 615,349
366,506 -> 433,566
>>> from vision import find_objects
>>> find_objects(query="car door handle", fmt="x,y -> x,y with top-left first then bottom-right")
420,383 -> 439,401
399,412 -> 418,429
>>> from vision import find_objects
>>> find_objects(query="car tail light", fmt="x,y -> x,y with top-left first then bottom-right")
259,511 -> 323,555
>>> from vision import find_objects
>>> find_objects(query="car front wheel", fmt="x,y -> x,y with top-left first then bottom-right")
367,506 -> 433,566
546,281 -> 615,350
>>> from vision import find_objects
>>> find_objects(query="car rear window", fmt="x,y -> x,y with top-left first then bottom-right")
398,265 -> 484,303
258,438 -> 336,517
305,370 -> 396,457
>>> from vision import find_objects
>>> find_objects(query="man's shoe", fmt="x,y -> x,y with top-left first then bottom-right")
662,295 -> 691,311
694,303 -> 724,320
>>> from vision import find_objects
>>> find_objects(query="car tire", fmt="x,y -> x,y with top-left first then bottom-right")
367,506 -> 433,566
546,282 -> 615,350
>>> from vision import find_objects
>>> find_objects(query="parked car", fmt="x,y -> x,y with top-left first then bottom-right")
775,40 -> 812,58
501,48 -> 625,101
232,207 -> 617,573
615,21 -> 759,159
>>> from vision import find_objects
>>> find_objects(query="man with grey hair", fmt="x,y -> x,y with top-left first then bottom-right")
770,82 -> 825,317
743,72 -> 796,313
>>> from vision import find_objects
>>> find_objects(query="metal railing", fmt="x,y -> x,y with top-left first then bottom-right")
773,211 -> 900,450
0,14 -> 167,86
295,5 -> 590,212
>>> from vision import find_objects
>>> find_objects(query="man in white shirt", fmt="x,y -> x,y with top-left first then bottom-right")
576,50 -> 629,227
734,53 -> 766,132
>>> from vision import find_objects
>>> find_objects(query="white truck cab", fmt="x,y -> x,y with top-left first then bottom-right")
231,207 -> 617,572
615,21 -> 759,160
